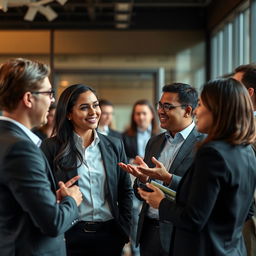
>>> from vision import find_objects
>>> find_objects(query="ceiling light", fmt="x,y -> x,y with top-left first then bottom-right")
115,13 -> 130,21
116,23 -> 129,29
115,3 -> 131,12
0,0 -> 8,12
60,80 -> 69,87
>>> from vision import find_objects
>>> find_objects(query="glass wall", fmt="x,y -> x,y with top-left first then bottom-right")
210,1 -> 250,78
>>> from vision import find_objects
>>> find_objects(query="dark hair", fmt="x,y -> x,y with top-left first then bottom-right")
234,64 -> 256,91
49,103 -> 57,111
162,83 -> 198,110
99,99 -> 113,107
200,78 -> 256,145
125,99 -> 159,136
53,84 -> 97,172
0,58 -> 50,111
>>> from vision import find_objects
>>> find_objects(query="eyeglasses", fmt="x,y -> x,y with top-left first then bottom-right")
156,101 -> 187,112
31,90 -> 55,99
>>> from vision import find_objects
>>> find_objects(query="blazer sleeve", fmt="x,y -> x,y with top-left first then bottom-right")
5,140 -> 79,237
133,136 -> 157,201
159,146 -> 226,232
116,139 -> 133,236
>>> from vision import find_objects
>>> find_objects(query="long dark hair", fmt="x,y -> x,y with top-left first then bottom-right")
125,99 -> 159,136
53,84 -> 96,172
200,78 -> 256,146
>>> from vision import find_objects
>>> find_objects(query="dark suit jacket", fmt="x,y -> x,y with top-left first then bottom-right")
108,128 -> 122,139
40,132 -> 133,242
0,120 -> 79,256
159,141 -> 256,256
122,131 -> 157,160
135,127 -> 203,253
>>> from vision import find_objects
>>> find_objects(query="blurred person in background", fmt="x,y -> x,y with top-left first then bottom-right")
122,99 -> 159,256
32,103 -> 56,140
98,99 -> 121,139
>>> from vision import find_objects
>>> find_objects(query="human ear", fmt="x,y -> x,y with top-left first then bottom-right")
184,105 -> 193,117
22,92 -> 33,108
248,87 -> 254,97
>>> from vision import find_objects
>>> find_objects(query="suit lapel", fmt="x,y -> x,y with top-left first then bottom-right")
169,128 -> 197,174
41,152 -> 58,191
149,134 -> 166,162
132,135 -> 138,155
98,136 -> 115,198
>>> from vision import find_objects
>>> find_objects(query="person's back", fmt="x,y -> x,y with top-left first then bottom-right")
171,140 -> 256,256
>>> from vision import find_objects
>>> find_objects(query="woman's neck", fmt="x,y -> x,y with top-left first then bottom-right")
75,129 -> 94,148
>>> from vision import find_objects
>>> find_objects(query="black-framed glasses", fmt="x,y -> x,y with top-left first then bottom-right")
156,101 -> 187,112
31,90 -> 55,99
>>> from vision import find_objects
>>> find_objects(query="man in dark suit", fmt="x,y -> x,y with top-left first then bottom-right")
0,58 -> 83,256
119,83 -> 203,256
98,99 -> 122,139
233,64 -> 256,256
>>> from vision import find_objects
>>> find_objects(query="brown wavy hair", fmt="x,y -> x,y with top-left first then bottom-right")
200,78 -> 256,146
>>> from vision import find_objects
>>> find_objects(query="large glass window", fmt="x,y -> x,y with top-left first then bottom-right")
210,2 -> 250,79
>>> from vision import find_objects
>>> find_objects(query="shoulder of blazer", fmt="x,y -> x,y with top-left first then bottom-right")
41,136 -> 59,154
98,132 -> 122,152
190,126 -> 205,140
108,128 -> 122,138
147,132 -> 166,147
98,132 -> 128,164
0,120 -> 32,142
122,131 -> 137,141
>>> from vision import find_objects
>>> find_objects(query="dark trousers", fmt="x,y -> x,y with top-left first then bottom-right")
140,217 -> 168,256
65,220 -> 126,256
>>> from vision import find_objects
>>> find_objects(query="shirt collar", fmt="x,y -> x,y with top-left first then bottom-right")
98,125 -> 109,133
0,116 -> 41,147
137,124 -> 152,134
165,121 -> 195,140
73,129 -> 100,148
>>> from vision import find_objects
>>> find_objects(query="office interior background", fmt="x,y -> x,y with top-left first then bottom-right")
0,0 -> 255,131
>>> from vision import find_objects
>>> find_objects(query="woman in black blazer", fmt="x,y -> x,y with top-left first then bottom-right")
40,84 -> 133,256
137,78 -> 256,256
122,99 -> 159,162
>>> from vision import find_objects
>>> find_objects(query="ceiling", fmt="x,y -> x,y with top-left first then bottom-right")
0,0 -> 212,30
